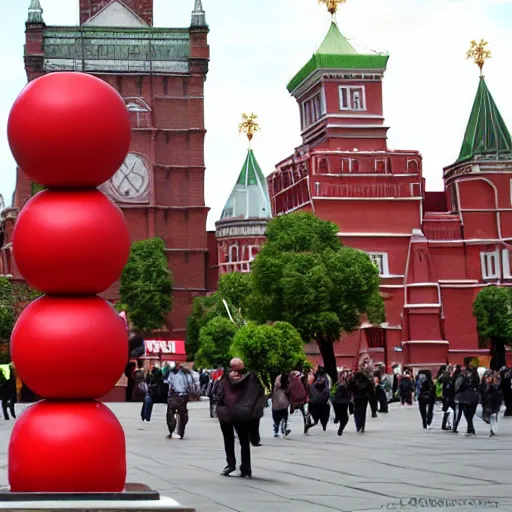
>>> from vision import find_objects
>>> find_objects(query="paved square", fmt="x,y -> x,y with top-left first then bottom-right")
0,401 -> 511,511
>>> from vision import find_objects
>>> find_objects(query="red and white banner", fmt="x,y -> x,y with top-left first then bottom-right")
144,339 -> 186,356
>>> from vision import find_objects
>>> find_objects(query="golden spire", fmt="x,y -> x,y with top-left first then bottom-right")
238,113 -> 260,146
466,39 -> 491,76
318,0 -> 347,17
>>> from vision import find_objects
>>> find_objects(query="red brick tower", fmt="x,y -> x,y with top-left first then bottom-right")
3,0 -> 210,338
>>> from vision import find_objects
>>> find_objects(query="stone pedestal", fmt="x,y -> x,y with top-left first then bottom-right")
0,484 -> 195,512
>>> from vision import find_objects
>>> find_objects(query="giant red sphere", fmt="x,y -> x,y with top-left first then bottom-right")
13,190 -> 130,294
11,295 -> 127,399
9,401 -> 126,492
7,72 -> 130,189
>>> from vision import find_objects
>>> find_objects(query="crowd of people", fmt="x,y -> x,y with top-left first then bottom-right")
126,353 -> 511,479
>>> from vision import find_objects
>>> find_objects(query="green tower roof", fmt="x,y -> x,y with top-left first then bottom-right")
220,149 -> 272,221
287,22 -> 389,93
457,76 -> 512,162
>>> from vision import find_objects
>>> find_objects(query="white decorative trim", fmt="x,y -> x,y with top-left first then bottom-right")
339,85 -> 367,111
337,232 -> 411,237
448,349 -> 490,353
438,279 -> 479,284
313,196 -> 422,201
404,303 -> 441,308
402,340 -> 449,345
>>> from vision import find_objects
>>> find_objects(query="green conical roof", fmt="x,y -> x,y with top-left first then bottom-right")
457,76 -> 512,162
220,149 -> 271,221
287,22 -> 389,93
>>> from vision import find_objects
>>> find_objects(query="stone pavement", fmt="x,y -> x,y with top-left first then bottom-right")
0,401 -> 511,511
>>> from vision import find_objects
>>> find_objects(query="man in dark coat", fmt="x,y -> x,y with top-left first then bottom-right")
216,358 -> 265,478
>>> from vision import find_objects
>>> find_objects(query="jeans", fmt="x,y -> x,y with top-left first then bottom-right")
166,394 -> 189,437
453,403 -> 476,434
2,399 -> 15,420
490,413 -> 499,434
272,409 -> 289,434
141,395 -> 153,421
353,397 -> 368,432
418,396 -> 434,428
220,421 -> 251,473
333,403 -> 349,434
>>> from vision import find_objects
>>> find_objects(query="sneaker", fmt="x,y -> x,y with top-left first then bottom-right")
284,429 -> 291,437
490,430 -> 496,437
427,425 -> 432,430
221,466 -> 236,477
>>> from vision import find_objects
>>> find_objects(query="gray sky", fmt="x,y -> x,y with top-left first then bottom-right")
1,0 -> 511,229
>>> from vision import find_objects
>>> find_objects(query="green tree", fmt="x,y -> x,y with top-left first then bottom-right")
0,278 -> 41,363
249,212 -> 384,381
185,272 -> 251,360
230,321 -> 306,389
119,237 -> 173,332
473,286 -> 512,371
197,316 -> 237,369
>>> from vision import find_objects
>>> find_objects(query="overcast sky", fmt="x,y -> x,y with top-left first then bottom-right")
1,0 -> 511,229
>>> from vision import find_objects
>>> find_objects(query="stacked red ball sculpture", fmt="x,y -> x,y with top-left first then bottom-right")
6,72 -> 132,493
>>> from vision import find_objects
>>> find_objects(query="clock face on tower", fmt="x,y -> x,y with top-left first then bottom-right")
105,153 -> 150,203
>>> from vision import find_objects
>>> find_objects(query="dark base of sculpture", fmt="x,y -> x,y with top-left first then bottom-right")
0,484 -> 195,512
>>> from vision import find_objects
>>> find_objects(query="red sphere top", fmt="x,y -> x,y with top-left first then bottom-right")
7,72 -> 131,189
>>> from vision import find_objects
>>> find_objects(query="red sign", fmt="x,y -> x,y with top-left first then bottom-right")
144,339 -> 186,356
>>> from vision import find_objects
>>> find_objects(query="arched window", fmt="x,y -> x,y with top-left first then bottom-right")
125,98 -> 152,128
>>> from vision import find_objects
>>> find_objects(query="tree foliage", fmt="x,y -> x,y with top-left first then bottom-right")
185,272 -> 251,361
196,316 -> 237,369
248,212 -> 384,381
230,321 -> 306,389
473,286 -> 512,370
0,278 -> 41,362
119,237 -> 173,332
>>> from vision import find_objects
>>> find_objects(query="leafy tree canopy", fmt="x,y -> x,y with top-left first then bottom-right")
197,316 -> 237,369
473,286 -> 512,370
119,237 -> 173,332
230,321 -> 306,389
185,272 -> 251,360
248,212 -> 384,380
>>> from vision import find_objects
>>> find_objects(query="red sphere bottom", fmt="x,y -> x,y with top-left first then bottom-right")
9,401 -> 126,492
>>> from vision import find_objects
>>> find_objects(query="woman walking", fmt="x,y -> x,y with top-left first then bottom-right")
417,370 -> 435,429
331,372 -> 352,436
481,371 -> 502,437
305,371 -> 331,433
350,353 -> 375,434
272,373 -> 291,437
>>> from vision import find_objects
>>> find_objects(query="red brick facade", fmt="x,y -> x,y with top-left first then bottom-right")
2,1 -> 210,338
79,0 -> 153,26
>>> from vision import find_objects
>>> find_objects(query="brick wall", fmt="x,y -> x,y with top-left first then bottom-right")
79,0 -> 153,26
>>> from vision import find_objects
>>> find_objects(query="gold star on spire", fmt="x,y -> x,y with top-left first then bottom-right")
238,113 -> 260,146
318,0 -> 347,17
466,39 -> 491,76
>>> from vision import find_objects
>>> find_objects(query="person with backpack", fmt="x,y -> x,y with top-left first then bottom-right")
399,371 -> 413,406
417,370 -> 435,429
452,366 -> 480,435
288,369 -> 308,434
305,371 -> 331,433
272,373 -> 291,437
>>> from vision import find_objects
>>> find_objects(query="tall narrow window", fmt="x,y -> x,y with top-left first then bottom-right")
339,86 -> 367,111
502,249 -> 512,279
480,251 -> 500,280
367,252 -> 389,276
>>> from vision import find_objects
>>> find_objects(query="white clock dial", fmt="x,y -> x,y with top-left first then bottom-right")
110,153 -> 150,200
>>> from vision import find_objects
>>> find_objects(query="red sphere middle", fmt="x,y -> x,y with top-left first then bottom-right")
7,72 -> 131,189
13,190 -> 130,295
11,295 -> 127,400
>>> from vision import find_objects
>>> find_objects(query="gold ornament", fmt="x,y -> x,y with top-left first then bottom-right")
466,39 -> 491,76
238,113 -> 260,144
318,0 -> 347,16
